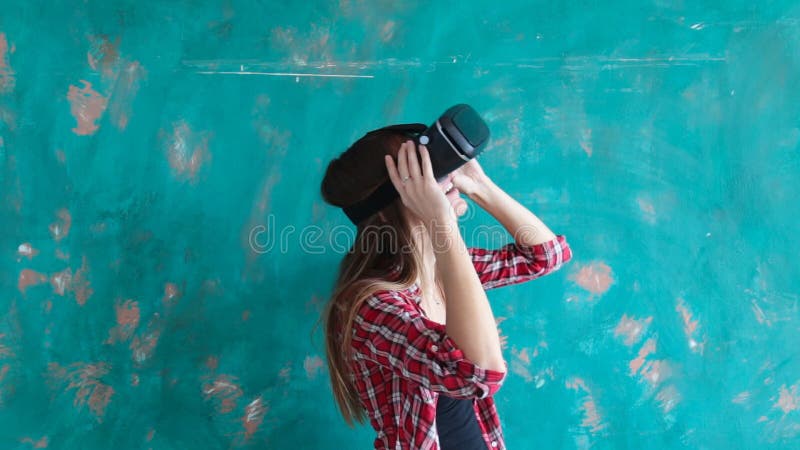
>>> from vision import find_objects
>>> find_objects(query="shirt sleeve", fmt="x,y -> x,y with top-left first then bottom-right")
351,290 -> 507,399
468,234 -> 573,290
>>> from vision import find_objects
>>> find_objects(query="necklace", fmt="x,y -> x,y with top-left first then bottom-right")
417,280 -> 444,307
431,282 -> 444,306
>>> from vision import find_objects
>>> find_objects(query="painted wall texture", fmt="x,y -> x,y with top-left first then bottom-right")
2,1 -> 799,449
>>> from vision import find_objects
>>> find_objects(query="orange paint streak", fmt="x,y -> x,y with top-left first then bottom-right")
105,299 -> 140,344
72,256 -> 94,306
570,262 -> 614,296
87,383 -> 114,419
49,208 -> 72,242
580,398 -> 604,432
278,362 -> 292,382
18,269 -> 48,294
380,21 -> 396,42
162,282 -> 180,306
496,316 -> 509,350
675,298 -> 698,334
565,377 -> 606,433
566,377 -> 589,392
637,197 -> 655,214
637,196 -> 656,224
46,362 -> 114,422
243,171 -> 281,265
732,391 -> 750,404
17,242 -> 39,260
206,355 -> 219,371
19,436 -> 48,448
203,374 -> 243,414
775,383 -> 800,414
130,314 -> 162,366
629,338 -> 656,375
86,35 -> 120,79
655,385 -> 680,413
0,108 -> 17,134
510,360 -> 534,383
164,121 -> 211,182
268,24 -> 333,66
268,25 -> 293,47
49,267 -> 72,296
752,299 -> 770,327
55,248 -> 70,261
640,359 -> 670,387
510,346 -> 546,384
0,364 -> 10,392
614,314 -> 652,347
108,61 -> 146,130
67,81 -> 108,135
303,355 -> 323,380
84,36 -> 145,131
518,347 -> 530,365
531,341 -> 548,358
579,128 -> 593,157
676,297 -> 698,332
242,397 -> 267,440
676,297 -> 703,353
0,32 -> 15,93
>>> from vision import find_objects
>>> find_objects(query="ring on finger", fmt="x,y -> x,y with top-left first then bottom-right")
401,176 -> 410,183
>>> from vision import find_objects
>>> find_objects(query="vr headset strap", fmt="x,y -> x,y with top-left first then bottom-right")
364,122 -> 427,137
342,179 -> 397,224
342,123 -> 427,225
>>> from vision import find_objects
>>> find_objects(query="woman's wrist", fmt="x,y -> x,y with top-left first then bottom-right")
469,176 -> 501,210
425,214 -> 463,253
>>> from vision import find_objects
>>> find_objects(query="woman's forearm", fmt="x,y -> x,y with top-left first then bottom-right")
427,219 -> 506,372
470,178 -> 557,246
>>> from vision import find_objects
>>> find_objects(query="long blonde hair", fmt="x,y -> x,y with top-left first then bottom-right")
319,130 -> 426,426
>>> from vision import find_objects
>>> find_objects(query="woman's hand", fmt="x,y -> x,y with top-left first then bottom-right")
385,140 -> 456,225
451,159 -> 493,199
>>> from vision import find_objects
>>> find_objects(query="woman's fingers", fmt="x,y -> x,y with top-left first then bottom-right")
384,141 -> 453,223
405,140 -> 422,180
418,144 -> 435,181
397,142 -> 410,182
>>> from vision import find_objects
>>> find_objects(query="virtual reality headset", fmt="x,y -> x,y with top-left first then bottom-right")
342,104 -> 491,225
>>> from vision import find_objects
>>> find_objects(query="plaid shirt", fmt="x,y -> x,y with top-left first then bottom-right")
350,234 -> 573,449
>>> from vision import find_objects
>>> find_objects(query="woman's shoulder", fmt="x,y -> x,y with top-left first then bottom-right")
360,285 -> 418,317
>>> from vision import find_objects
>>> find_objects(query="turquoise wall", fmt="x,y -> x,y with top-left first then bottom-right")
2,1 -> 799,448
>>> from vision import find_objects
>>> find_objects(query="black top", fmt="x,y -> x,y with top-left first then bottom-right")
436,395 -> 486,450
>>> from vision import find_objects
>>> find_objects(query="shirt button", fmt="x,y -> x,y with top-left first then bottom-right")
491,441 -> 498,447
431,345 -> 438,352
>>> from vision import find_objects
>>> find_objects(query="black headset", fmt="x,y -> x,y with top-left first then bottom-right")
342,104 -> 490,225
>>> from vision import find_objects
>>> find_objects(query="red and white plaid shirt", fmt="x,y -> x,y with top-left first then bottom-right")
349,234 -> 573,449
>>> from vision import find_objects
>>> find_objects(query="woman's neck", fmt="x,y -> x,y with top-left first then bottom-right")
414,233 -> 438,296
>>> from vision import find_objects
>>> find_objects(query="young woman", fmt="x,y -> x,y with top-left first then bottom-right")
320,128 -> 572,449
